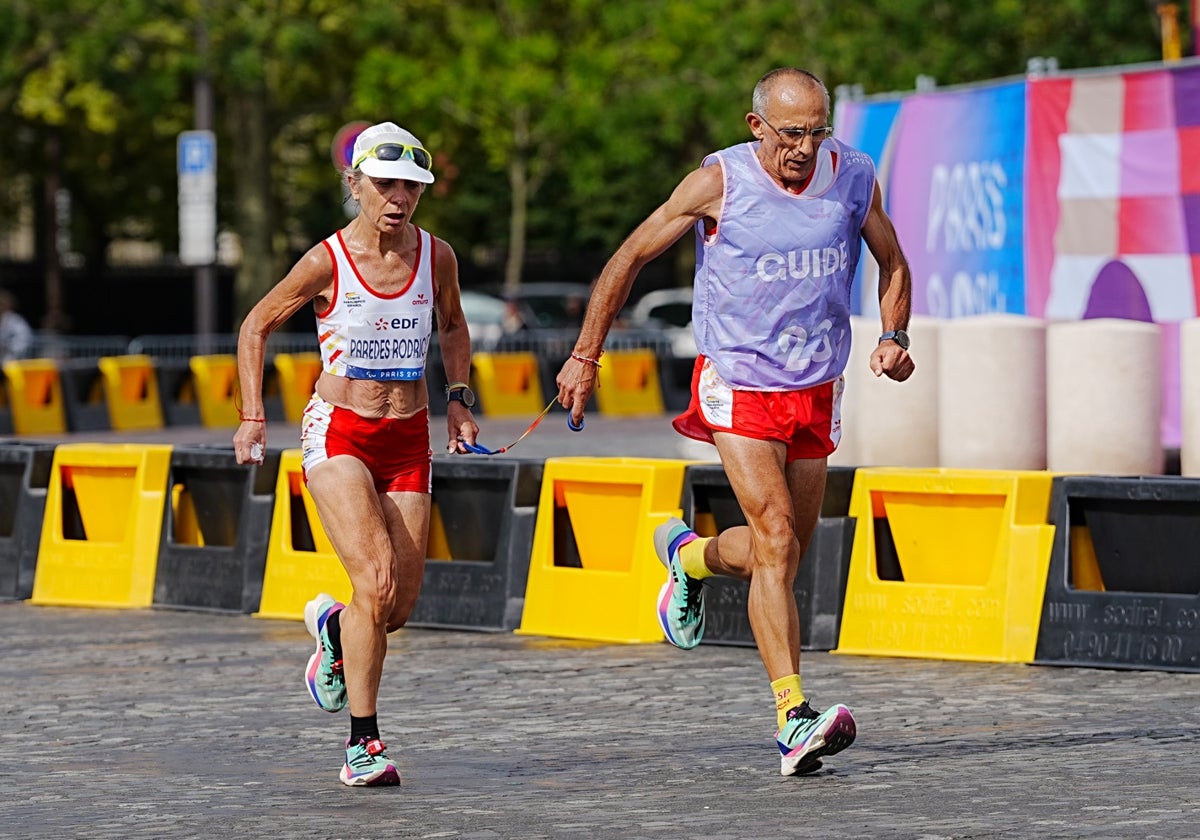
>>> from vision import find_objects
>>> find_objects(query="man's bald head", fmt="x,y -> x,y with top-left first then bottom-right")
752,68 -> 830,119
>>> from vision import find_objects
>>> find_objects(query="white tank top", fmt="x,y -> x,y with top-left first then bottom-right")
315,227 -> 436,381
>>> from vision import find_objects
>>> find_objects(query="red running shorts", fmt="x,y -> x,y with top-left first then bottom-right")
300,395 -> 433,493
671,355 -> 843,462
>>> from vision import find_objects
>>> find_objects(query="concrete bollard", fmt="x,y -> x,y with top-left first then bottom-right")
1047,318 -> 1163,475
938,314 -> 1047,470
1182,318 -> 1200,477
836,314 -> 939,467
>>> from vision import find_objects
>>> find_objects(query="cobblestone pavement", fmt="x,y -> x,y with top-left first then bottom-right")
3,601 -> 1198,840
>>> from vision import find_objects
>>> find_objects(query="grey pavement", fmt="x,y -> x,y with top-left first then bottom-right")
4,418 -> 1199,838
3,600 -> 1199,840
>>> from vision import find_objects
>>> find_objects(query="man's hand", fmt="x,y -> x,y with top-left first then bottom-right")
555,355 -> 600,430
870,342 -> 915,381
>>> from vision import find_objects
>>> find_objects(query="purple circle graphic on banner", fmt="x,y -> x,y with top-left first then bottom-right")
1084,259 -> 1153,322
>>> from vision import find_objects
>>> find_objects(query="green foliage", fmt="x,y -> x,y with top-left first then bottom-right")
0,0 -> 193,261
0,0 -> 1170,322
820,0 -> 1166,92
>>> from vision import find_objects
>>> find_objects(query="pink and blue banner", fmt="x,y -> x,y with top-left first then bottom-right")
840,67 -> 1200,330
833,97 -> 900,315
837,81 -> 1026,319
1025,65 -> 1200,324
1025,63 -> 1200,445
839,64 -> 1199,445
888,81 -> 1027,318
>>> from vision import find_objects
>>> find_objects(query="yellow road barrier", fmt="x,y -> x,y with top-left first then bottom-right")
31,444 -> 172,608
190,354 -> 241,428
99,354 -> 164,431
254,449 -> 351,620
2,359 -> 67,435
273,352 -> 322,424
834,468 -> 1055,663
472,352 -> 544,417
594,349 -> 664,416
516,456 -> 696,643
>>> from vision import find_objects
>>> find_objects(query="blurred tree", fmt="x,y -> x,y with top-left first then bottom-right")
204,0 -> 367,323
351,0 -> 846,292
0,0 -> 371,328
819,0 -> 1166,91
353,0 -> 597,294
0,0 -> 1168,333
0,0 -> 193,328
558,0 -> 843,287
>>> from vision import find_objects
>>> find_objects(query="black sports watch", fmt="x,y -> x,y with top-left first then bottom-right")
445,383 -> 476,408
878,329 -> 910,351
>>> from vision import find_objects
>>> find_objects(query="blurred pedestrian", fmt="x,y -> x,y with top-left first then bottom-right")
556,67 -> 914,776
234,121 -> 481,787
0,289 -> 33,364
501,295 -> 528,334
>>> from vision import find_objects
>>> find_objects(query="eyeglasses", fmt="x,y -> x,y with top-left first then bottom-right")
755,114 -> 833,145
352,142 -> 433,171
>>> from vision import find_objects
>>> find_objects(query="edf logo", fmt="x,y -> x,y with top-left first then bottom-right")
374,317 -> 420,331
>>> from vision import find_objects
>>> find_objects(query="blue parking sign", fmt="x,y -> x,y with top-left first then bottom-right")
178,131 -> 215,176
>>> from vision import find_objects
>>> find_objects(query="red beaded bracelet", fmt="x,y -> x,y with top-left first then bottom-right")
239,415 -> 267,423
571,352 -> 602,368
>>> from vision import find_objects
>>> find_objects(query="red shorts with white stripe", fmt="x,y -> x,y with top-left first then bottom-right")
300,395 -> 432,493
671,355 -> 842,462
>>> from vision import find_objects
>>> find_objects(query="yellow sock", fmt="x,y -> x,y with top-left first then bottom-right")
771,674 -> 805,728
678,537 -> 714,580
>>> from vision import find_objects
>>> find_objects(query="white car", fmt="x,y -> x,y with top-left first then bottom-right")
458,290 -> 510,349
630,288 -> 696,357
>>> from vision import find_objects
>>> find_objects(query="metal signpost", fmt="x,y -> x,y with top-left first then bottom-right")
178,129 -> 217,337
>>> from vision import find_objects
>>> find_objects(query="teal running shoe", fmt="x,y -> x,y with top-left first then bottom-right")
777,700 -> 857,776
653,518 -> 705,649
304,593 -> 346,713
340,737 -> 401,787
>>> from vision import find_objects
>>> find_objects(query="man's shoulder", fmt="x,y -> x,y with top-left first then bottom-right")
675,161 -> 726,205
706,141 -> 753,163
831,138 -> 876,171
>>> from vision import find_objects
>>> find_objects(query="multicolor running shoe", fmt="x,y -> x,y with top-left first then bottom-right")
340,737 -> 401,787
776,700 -> 857,776
303,593 -> 346,713
653,518 -> 705,649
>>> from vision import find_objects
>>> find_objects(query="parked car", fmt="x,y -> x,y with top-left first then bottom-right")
458,289 -> 512,349
479,281 -> 681,356
490,282 -> 593,330
629,287 -> 696,357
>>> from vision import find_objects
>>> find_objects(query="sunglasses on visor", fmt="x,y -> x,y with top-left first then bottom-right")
353,142 -> 433,171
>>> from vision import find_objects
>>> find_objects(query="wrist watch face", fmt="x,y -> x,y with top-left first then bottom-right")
448,386 -> 476,408
880,329 -> 910,350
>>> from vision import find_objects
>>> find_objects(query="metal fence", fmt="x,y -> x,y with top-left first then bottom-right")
126,333 -> 319,359
26,331 -> 320,360
28,334 -> 132,360
485,327 -> 673,357
24,327 -> 676,363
